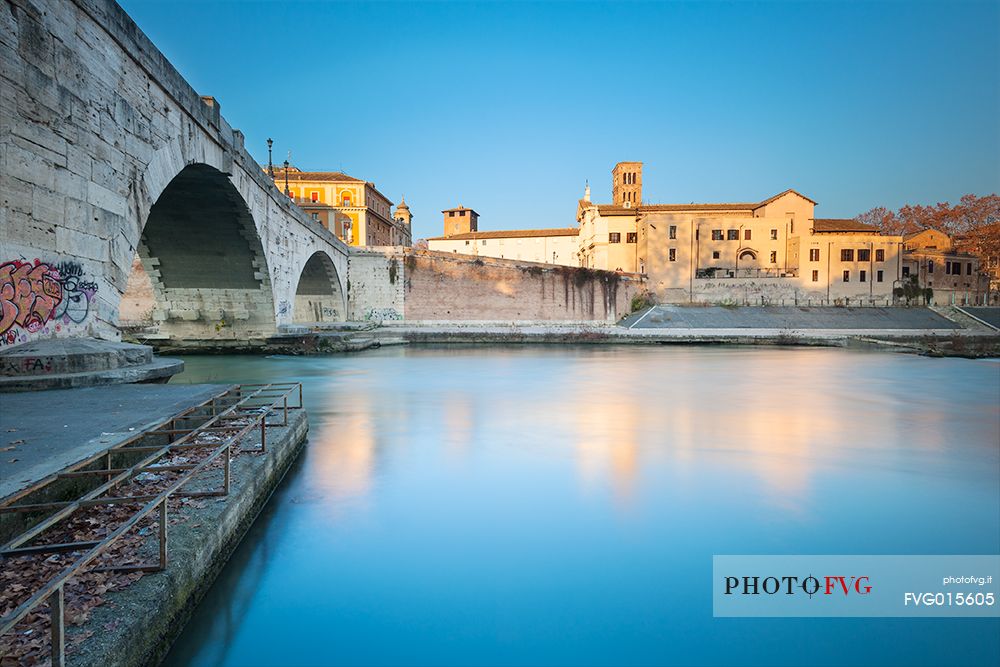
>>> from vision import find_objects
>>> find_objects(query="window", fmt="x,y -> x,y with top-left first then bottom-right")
860,270 -> 867,282
858,249 -> 871,262
342,196 -> 351,206
310,212 -> 319,221
482,240 -> 487,245
626,232 -> 637,243
669,225 -> 677,240
712,251 -> 721,259
928,260 -> 934,273
744,229 -> 752,240
876,270 -> 884,282
770,229 -> 778,240
770,251 -> 777,263
812,270 -> 819,282
967,262 -> 973,275
310,191 -> 319,202
727,229 -> 739,241
875,249 -> 885,262
449,211 -> 455,217
809,248 -> 820,262
843,270 -> 850,282
902,266 -> 911,277
460,210 -> 466,216
711,230 -> 724,241
465,240 -> 470,245
609,232 -> 621,243
841,249 -> 854,262
668,248 -> 676,262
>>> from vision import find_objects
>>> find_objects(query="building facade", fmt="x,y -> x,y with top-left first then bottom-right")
442,205 -> 480,236
901,229 -> 989,305
427,228 -> 579,265
270,166 -> 411,247
580,162 -> 905,304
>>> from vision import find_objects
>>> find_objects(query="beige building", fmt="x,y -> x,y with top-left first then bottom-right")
580,162 -> 905,304
429,205 -> 579,265
901,229 -> 988,305
427,228 -> 579,265
271,166 -> 411,247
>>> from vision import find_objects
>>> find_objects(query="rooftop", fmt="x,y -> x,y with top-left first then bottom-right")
812,218 -> 879,233
442,205 -> 479,215
270,168 -> 365,183
592,189 -> 817,216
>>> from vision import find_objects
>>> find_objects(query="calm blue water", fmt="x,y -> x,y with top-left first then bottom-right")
163,346 -> 1000,666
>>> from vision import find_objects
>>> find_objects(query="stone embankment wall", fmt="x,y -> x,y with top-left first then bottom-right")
655,277 -> 899,307
348,250 -> 643,323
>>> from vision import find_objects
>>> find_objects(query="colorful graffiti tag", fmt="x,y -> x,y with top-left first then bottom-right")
0,259 -> 99,345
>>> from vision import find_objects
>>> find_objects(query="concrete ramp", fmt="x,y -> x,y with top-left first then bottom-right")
624,306 -> 962,329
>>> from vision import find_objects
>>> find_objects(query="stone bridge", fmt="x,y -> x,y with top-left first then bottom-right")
1,0 -> 352,346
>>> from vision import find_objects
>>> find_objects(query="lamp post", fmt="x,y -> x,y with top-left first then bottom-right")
283,159 -> 290,198
266,138 -> 274,177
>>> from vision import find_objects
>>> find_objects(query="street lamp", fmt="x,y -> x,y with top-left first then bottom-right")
283,159 -> 290,198
266,138 -> 274,177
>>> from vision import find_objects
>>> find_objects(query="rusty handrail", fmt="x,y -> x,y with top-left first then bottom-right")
0,382 -> 303,666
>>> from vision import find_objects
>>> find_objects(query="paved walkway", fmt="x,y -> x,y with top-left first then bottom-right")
0,383 -> 229,499
622,305 -> 960,329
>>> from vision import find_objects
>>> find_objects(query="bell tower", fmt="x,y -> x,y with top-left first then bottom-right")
612,161 -> 643,207
394,195 -> 412,227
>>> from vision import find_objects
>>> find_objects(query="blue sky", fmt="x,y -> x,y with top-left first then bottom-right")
118,0 -> 999,240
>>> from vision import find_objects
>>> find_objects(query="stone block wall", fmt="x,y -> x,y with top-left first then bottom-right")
399,251 -> 642,322
347,249 -> 406,322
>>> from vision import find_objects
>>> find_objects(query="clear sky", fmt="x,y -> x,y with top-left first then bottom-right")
117,0 -> 999,241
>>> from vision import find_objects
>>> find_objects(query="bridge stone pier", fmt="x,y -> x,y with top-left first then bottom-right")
1,0 -> 352,347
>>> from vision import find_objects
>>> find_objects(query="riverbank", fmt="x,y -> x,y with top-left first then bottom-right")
133,306 -> 1000,359
71,408 -> 308,667
0,384 -> 308,666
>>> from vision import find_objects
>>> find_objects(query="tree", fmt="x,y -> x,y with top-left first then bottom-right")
856,194 -> 1000,237
893,275 -> 932,306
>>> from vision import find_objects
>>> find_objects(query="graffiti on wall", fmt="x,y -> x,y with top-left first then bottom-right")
364,307 -> 401,321
1,259 -> 99,345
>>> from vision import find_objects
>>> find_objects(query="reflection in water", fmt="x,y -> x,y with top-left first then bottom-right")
311,395 -> 377,509
165,347 -> 1000,667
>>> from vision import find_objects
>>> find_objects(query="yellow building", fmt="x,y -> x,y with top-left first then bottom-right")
271,166 -> 411,247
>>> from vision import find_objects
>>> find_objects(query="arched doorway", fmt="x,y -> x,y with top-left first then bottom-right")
293,251 -> 346,323
120,164 -> 276,339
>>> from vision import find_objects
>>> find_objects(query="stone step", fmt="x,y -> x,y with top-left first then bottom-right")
0,339 -> 155,377
0,356 -> 183,392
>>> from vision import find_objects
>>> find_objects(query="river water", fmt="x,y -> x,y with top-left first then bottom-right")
163,346 -> 999,666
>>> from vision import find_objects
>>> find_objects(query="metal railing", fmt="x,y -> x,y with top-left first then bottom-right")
0,382 -> 303,666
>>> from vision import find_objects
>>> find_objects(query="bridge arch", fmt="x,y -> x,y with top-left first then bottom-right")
122,163 -> 276,339
292,251 -> 347,323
